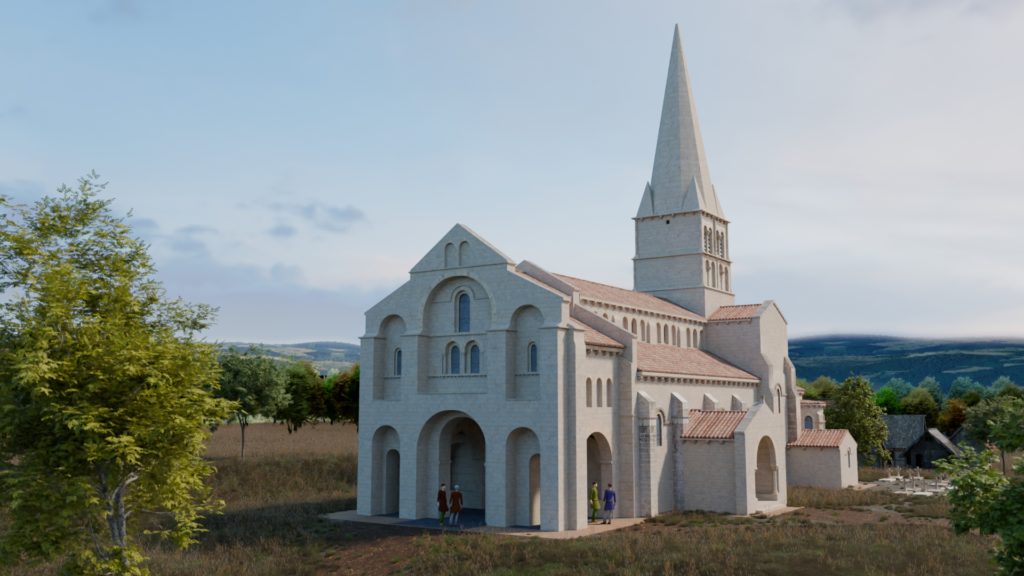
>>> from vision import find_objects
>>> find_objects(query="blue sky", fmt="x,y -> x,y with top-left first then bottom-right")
2,0 -> 1022,343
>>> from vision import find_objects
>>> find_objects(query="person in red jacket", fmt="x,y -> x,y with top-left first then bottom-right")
448,484 -> 464,528
437,483 -> 448,526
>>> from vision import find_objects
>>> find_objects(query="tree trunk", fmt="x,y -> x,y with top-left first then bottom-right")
240,420 -> 247,460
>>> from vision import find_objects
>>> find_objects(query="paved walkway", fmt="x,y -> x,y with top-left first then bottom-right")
323,510 -> 646,539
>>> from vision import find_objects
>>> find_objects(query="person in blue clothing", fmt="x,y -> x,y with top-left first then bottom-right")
602,483 -> 616,524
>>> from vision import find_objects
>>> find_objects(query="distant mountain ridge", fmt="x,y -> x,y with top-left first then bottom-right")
789,335 -> 1024,390
220,341 -> 360,374
221,336 -> 1024,390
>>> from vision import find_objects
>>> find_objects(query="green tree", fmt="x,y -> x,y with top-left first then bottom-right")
326,363 -> 360,426
274,361 -> 323,432
937,398 -> 968,434
218,348 -> 288,458
900,387 -> 940,427
938,398 -> 1024,575
825,376 -> 889,462
918,376 -> 945,407
992,376 -> 1023,399
874,386 -> 903,414
802,375 -> 839,401
884,377 -> 913,399
949,376 -> 984,401
965,396 -> 1024,474
0,176 -> 232,574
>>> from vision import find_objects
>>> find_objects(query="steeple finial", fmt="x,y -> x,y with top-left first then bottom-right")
638,25 -> 723,218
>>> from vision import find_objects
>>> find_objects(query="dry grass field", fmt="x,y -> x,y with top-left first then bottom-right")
4,423 -> 999,575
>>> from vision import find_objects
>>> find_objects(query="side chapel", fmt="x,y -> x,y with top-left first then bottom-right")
356,26 -> 857,531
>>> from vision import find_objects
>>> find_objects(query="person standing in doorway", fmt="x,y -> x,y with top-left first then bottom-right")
602,483 -> 616,524
437,483 -> 448,526
448,484 -> 464,528
589,481 -> 600,523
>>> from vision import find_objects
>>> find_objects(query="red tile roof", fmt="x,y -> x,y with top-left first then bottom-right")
788,429 -> 850,448
635,343 -> 759,381
569,319 -> 624,349
708,304 -> 762,321
552,274 -> 704,321
683,410 -> 747,439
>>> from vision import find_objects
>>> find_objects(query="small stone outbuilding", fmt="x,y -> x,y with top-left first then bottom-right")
786,429 -> 858,489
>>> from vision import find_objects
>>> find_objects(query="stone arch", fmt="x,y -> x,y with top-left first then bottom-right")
370,425 -> 401,515
755,436 -> 778,501
416,411 -> 487,518
376,315 -> 406,399
510,305 -> 543,399
458,240 -> 469,266
586,433 -> 613,507
423,276 -> 492,336
506,427 -> 542,527
444,242 -> 456,267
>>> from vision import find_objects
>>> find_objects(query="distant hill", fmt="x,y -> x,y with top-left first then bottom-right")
789,335 -> 1024,391
220,341 -> 360,375
219,335 -> 1024,391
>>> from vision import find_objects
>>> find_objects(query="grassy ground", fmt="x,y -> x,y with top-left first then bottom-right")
2,426 -> 998,575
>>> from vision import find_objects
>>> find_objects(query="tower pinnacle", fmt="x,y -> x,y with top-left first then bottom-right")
637,24 -> 723,219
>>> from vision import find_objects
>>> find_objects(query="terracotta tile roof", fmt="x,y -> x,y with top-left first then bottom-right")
683,410 -> 747,439
552,273 -> 704,321
568,319 -> 624,349
708,304 -> 762,322
635,343 -> 759,381
788,429 -> 850,448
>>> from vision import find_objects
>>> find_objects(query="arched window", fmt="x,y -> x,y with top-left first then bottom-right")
448,344 -> 461,374
640,320 -> 646,342
706,261 -> 713,286
656,323 -> 661,343
663,324 -> 669,344
847,448 -> 853,468
631,319 -> 637,335
468,343 -> 480,374
656,413 -> 664,446
457,292 -> 470,332
528,342 -> 538,373
804,415 -> 813,430
622,317 -> 628,330
596,378 -> 603,407
776,386 -> 782,413
686,328 -> 691,348
606,379 -> 612,407
586,378 -> 593,407
394,348 -> 402,376
695,330 -> 701,349
724,268 -> 729,292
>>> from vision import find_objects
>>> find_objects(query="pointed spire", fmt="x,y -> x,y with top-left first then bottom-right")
638,25 -> 723,218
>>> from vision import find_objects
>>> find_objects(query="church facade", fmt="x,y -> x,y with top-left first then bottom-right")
356,26 -> 856,532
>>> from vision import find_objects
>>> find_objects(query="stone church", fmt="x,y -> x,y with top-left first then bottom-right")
356,26 -> 857,532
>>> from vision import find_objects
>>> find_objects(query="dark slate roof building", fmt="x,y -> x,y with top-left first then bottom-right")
882,415 -> 961,468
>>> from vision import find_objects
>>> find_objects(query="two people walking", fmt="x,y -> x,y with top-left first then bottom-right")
589,481 -> 616,525
437,483 -> 464,528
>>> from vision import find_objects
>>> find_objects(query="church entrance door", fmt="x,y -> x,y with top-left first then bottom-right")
443,417 -> 486,510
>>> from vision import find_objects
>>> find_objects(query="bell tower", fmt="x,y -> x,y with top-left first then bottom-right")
633,25 -> 734,318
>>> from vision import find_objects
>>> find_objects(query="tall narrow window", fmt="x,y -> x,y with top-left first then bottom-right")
394,348 -> 402,376
468,344 -> 480,374
663,325 -> 669,344
596,378 -> 603,407
586,378 -> 593,407
686,328 -> 691,348
631,319 -> 637,335
457,293 -> 471,332
528,342 -> 538,373
656,414 -> 664,446
656,323 -> 661,343
449,344 -> 461,374
606,379 -> 612,408
804,415 -> 813,430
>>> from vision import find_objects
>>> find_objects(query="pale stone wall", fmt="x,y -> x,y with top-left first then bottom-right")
786,434 -> 858,489
733,402 -> 788,514
680,440 -> 737,513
